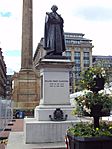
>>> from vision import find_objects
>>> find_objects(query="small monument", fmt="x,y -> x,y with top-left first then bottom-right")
24,5 -> 76,144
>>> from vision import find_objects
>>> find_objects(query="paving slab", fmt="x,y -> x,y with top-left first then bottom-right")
6,132 -> 66,149
0,143 -> 6,149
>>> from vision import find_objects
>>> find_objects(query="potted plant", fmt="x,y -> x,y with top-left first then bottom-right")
66,66 -> 112,149
67,122 -> 112,149
80,66 -> 106,93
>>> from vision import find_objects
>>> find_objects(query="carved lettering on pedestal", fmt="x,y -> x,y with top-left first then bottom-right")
45,80 -> 68,88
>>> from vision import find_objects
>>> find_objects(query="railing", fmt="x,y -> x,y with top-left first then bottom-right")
0,98 -> 13,131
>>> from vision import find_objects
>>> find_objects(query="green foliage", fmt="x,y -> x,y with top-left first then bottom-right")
68,122 -> 112,137
75,90 -> 112,116
74,66 -> 112,116
69,66 -> 112,137
80,66 -> 107,90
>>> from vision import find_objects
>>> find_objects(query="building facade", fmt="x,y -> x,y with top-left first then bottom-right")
64,32 -> 93,91
5,75 -> 12,100
92,55 -> 112,82
0,48 -> 7,98
33,38 -> 45,67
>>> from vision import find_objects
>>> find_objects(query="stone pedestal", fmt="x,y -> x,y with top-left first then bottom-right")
24,118 -> 79,143
24,59 -> 76,143
34,105 -> 75,121
39,59 -> 71,105
12,69 -> 40,112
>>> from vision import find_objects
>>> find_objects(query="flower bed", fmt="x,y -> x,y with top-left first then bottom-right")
67,122 -> 112,149
66,66 -> 112,149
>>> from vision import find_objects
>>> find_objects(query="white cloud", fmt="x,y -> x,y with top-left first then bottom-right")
75,6 -> 112,21
0,0 -> 22,52
0,0 -> 112,75
0,0 -> 22,75
33,0 -> 112,56
5,56 -> 21,75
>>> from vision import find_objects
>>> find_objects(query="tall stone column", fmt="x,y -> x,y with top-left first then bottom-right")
12,0 -> 40,115
21,0 -> 33,70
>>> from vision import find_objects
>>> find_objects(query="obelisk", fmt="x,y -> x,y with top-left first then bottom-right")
21,0 -> 33,70
12,0 -> 40,116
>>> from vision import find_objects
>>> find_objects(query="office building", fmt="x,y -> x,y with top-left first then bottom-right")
64,32 -> 93,91
93,55 -> 112,82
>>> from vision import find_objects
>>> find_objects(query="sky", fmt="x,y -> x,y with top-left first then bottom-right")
0,0 -> 112,75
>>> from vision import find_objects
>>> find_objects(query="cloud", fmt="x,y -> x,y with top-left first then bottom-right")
74,6 -> 112,21
1,0 -> 112,75
0,12 -> 12,17
4,56 -> 21,75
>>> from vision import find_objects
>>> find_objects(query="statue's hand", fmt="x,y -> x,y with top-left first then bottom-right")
46,12 -> 50,15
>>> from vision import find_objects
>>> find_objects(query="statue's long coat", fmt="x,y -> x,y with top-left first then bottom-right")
44,12 -> 65,55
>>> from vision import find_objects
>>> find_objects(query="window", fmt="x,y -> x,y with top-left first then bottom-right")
75,67 -> 81,72
83,48 -> 89,52
84,57 -> 89,60
66,51 -> 71,57
74,52 -> 80,60
74,52 -> 80,57
83,52 -> 89,57
71,40 -> 80,44
65,39 -> 71,44
75,64 -> 80,67
66,47 -> 71,51
7,81 -> 10,85
75,59 -> 80,64
74,56 -> 80,60
84,64 -> 90,67
65,39 -> 80,45
75,48 -> 80,51
84,60 -> 89,64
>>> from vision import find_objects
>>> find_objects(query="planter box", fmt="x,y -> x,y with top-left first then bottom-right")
67,133 -> 112,149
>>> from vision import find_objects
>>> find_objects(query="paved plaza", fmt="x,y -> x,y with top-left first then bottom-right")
0,119 -> 66,149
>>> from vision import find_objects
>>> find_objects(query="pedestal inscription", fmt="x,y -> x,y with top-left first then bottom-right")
40,68 -> 70,105
45,79 -> 68,88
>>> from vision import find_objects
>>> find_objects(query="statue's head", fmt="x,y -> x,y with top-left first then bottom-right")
51,5 -> 58,12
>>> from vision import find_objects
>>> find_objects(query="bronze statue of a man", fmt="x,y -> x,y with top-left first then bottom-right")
44,5 -> 66,56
